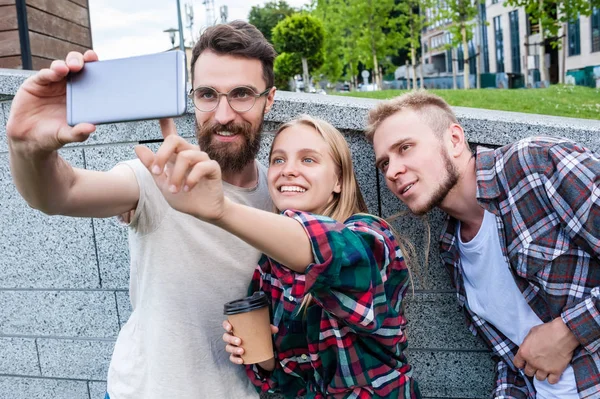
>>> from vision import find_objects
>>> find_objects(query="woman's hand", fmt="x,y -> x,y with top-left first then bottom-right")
222,320 -> 278,370
135,119 -> 227,222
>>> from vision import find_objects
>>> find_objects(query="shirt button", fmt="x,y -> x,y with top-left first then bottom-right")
288,295 -> 294,302
301,354 -> 308,360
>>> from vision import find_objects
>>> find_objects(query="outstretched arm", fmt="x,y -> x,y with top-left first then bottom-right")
7,50 -> 139,217
134,131 -> 313,271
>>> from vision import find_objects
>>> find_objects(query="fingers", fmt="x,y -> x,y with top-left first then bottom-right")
134,145 -> 156,170
222,320 -> 233,333
513,352 -> 525,369
159,118 -> 177,139
182,160 -> 221,192
169,151 -> 210,193
55,123 -> 96,148
152,135 -> 196,176
31,66 -> 69,87
523,362 -> 537,378
270,324 -> 279,334
547,373 -> 561,385
229,353 -> 244,365
83,49 -> 99,62
65,51 -> 85,73
222,324 -> 244,365
535,369 -> 549,381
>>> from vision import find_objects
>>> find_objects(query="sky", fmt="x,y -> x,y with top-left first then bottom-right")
89,0 -> 311,60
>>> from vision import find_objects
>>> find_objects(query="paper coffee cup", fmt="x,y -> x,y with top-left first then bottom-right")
224,291 -> 274,364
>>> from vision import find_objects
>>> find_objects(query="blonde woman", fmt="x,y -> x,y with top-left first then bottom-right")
135,115 -> 421,398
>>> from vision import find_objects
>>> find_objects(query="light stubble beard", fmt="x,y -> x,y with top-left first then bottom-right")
410,148 -> 459,216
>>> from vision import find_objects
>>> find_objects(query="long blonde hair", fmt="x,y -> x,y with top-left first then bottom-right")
270,115 -> 416,312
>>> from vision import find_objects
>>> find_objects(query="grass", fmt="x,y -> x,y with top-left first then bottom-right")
335,85 -> 600,120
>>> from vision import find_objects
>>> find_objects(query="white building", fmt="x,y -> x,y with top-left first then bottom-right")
421,1 -> 600,87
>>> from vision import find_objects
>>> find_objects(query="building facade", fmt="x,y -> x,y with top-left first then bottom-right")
0,0 -> 92,70
421,1 -> 600,88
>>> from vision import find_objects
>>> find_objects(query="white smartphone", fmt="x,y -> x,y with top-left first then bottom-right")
66,51 -> 187,126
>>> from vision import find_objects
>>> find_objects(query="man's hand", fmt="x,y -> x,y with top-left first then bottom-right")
7,50 -> 99,153
514,318 -> 579,384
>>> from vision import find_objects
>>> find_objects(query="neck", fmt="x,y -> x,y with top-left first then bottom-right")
222,160 -> 258,188
439,155 -> 484,238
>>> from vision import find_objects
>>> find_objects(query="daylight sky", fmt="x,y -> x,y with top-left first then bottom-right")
89,0 -> 311,60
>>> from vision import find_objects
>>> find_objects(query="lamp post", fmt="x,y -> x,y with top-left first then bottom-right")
163,0 -> 188,84
163,27 -> 178,48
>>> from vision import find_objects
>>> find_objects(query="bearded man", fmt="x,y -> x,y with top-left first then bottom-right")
7,21 -> 275,399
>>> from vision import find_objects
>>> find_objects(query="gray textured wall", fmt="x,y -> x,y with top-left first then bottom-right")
1,68 -> 599,399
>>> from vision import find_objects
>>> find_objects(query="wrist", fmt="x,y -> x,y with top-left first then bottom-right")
552,317 -> 579,352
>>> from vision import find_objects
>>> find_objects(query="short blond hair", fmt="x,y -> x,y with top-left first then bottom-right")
365,90 -> 459,142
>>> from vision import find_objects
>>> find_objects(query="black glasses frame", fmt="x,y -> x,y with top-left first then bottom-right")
188,86 -> 271,113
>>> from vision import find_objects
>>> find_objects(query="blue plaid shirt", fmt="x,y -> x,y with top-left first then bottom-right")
440,137 -> 600,398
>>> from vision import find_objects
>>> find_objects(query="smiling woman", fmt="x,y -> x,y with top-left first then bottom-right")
135,112 -> 422,398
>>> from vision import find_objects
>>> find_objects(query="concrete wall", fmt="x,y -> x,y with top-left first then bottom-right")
1,68 -> 599,399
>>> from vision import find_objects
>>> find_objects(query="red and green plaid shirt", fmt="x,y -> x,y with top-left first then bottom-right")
440,137 -> 600,398
245,211 -> 420,399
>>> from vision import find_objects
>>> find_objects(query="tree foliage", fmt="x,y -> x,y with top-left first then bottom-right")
272,13 -> 325,88
248,1 -> 296,43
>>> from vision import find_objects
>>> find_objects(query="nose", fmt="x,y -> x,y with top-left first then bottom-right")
213,95 -> 236,125
281,161 -> 299,177
385,158 -> 406,182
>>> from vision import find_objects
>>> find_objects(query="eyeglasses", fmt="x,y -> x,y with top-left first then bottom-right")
188,86 -> 271,113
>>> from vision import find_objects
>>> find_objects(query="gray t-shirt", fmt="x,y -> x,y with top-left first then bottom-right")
107,159 -> 271,399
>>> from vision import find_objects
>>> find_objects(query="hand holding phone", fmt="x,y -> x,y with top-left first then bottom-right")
67,51 -> 187,126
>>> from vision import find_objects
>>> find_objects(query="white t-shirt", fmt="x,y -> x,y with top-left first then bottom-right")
457,210 -> 578,399
106,159 -> 272,399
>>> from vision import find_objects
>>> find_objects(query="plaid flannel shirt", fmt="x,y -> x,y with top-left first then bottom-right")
245,211 -> 420,399
440,137 -> 600,399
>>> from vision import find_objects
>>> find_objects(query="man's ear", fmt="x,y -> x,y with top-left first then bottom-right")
447,123 -> 468,158
264,86 -> 276,114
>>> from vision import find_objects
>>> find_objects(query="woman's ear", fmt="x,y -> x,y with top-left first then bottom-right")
333,179 -> 342,194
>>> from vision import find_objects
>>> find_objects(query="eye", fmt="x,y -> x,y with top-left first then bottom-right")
230,87 -> 254,99
271,157 -> 284,165
195,88 -> 216,100
378,160 -> 389,172
399,144 -> 411,153
302,157 -> 315,164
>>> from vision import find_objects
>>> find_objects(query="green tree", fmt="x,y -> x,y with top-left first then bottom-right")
435,0 -> 481,89
397,0 -> 429,89
248,1 -> 296,43
504,0 -> 600,84
272,14 -> 325,90
274,51 -> 325,90
311,0 -> 345,84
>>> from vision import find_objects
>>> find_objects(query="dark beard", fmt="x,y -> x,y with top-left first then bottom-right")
196,118 -> 263,174
412,148 -> 459,216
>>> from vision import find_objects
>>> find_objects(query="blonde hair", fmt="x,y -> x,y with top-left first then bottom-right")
270,115 -> 368,222
365,90 -> 461,145
270,115 -> 417,311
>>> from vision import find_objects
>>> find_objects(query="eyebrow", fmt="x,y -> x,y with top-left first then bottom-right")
270,148 -> 324,158
192,84 -> 261,92
374,138 -> 412,167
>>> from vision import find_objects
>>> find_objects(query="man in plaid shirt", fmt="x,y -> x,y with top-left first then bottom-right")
366,91 -> 600,398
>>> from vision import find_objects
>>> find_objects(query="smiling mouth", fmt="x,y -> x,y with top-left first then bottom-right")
216,131 -> 236,137
401,183 -> 414,195
279,185 -> 306,193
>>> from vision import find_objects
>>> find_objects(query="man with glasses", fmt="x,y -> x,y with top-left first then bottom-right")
7,21 -> 275,399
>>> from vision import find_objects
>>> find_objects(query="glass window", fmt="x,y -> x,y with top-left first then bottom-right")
568,16 -> 581,56
509,10 -> 521,73
481,3 -> 490,73
592,7 -> 600,53
494,16 -> 505,73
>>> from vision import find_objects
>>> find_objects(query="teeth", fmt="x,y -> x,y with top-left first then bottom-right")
216,131 -> 235,137
402,184 -> 413,194
280,186 -> 306,193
